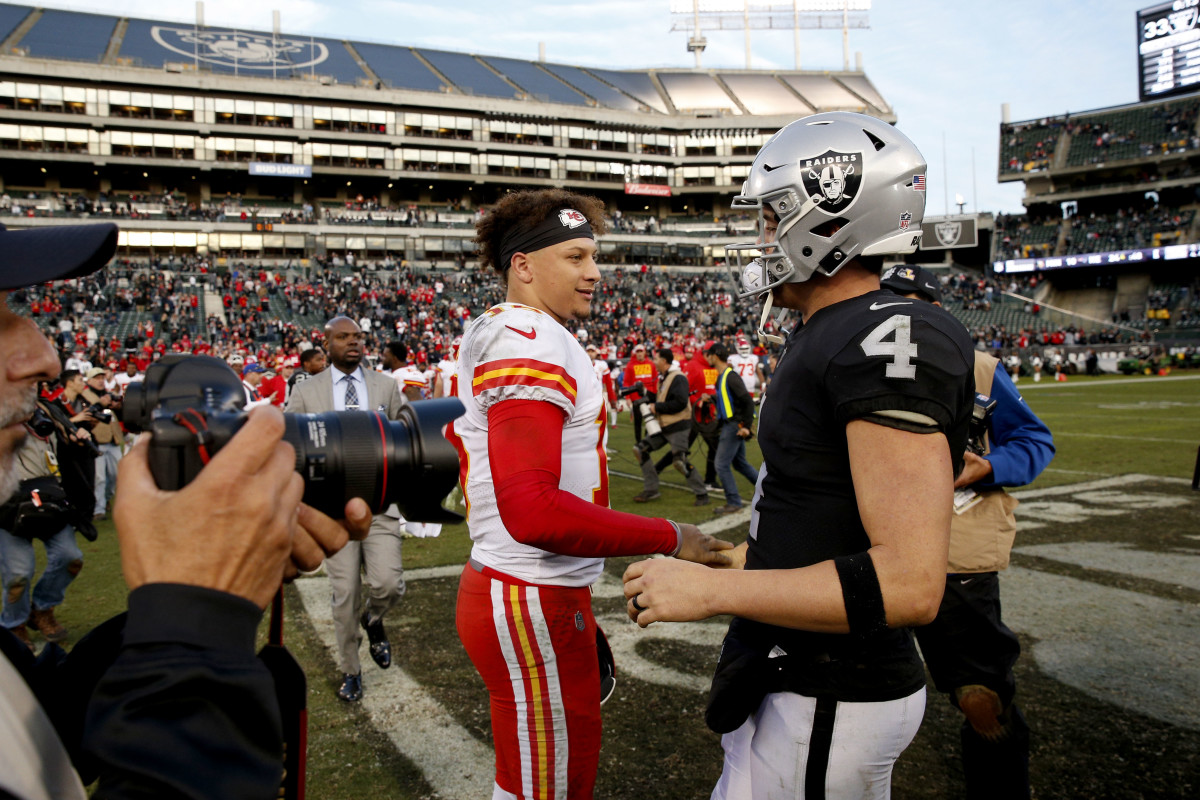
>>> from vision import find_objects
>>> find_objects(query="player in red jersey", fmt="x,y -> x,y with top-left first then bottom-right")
454,190 -> 732,800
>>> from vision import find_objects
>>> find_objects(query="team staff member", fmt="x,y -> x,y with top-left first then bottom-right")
286,317 -> 407,704
0,221 -> 368,800
623,112 -> 976,799
882,265 -> 1054,800
455,189 -> 732,800
707,342 -> 759,515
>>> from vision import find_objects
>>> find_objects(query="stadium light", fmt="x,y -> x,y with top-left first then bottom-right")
669,0 -> 871,69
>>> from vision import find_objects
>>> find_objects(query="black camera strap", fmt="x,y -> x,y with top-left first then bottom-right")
258,588 -> 308,800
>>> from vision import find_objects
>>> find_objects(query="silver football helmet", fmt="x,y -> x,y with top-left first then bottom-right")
727,112 -> 928,342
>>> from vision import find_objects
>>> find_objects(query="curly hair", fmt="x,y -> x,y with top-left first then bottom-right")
474,189 -> 608,279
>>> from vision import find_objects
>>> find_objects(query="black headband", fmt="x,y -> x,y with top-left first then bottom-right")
499,208 -> 595,271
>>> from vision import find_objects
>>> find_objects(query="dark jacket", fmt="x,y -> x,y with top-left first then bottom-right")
714,366 -> 755,429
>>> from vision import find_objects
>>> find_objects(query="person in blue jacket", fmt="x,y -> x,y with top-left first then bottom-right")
882,264 -> 1055,800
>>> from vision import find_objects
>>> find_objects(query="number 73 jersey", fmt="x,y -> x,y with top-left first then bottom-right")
750,290 -> 975,571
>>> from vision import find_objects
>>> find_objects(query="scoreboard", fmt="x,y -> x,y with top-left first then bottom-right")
1139,0 -> 1200,100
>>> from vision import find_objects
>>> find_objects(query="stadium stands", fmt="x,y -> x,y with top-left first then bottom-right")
541,63 -> 646,112
353,43 -> 447,92
1064,97 -> 1200,167
480,56 -> 589,106
993,213 -> 1059,259
416,49 -> 516,99
999,119 -> 1062,174
658,72 -> 740,114
585,68 -> 670,113
0,3 -> 30,43
781,74 -> 872,111
17,8 -> 116,62
1064,206 -> 1194,255
719,73 -> 813,116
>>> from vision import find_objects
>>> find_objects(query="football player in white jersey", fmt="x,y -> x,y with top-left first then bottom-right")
432,338 -> 460,399
585,342 -> 617,426
453,189 -> 732,800
727,336 -> 766,398
381,341 -> 426,401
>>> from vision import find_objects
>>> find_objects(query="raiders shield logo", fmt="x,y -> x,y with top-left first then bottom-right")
935,220 -> 963,247
800,150 -> 863,214
559,209 -> 588,229
151,26 -> 329,70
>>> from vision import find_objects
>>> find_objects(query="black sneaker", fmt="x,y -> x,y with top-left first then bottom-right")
694,495 -> 710,506
632,491 -> 661,502
712,504 -> 744,516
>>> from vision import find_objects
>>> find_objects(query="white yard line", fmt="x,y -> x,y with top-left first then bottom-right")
293,577 -> 494,799
1017,374 -> 1200,390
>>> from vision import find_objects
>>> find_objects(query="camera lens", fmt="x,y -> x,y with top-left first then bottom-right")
284,399 -> 463,522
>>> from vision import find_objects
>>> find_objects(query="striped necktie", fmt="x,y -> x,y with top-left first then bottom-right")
342,374 -> 359,410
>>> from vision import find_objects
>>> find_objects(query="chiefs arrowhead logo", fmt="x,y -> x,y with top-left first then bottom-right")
799,150 -> 863,215
559,209 -> 587,229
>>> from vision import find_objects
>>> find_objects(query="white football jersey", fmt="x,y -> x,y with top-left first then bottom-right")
728,353 -> 761,394
435,357 -> 456,397
392,364 -> 428,395
450,303 -> 609,587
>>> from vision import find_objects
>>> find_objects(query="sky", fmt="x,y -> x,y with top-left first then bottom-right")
32,0 -> 1156,214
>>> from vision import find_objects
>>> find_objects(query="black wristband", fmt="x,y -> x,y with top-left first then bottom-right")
833,553 -> 889,637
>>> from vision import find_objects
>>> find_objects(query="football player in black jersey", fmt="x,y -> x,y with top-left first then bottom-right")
623,112 -> 976,799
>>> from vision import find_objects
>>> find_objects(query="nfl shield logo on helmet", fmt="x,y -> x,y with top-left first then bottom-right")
899,211 -> 913,231
800,150 -> 862,215
559,209 -> 587,229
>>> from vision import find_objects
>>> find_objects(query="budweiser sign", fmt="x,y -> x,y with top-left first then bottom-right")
624,183 -> 672,197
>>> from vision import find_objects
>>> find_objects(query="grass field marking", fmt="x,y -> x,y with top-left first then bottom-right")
1017,375 -> 1200,390
1051,432 -> 1196,443
293,577 -> 495,798
1003,566 -> 1200,731
1042,467 -> 1113,476
597,613 -> 724,693
1011,474 -> 1185,499
1012,541 -> 1200,592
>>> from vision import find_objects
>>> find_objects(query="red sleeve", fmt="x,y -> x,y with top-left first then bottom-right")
602,373 -> 616,404
487,399 -> 677,558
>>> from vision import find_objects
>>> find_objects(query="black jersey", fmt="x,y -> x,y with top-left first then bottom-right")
744,289 -> 975,701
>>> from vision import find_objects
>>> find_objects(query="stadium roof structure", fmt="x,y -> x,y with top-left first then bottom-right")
0,2 -> 892,120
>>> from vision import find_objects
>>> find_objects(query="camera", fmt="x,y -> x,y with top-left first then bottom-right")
86,402 -> 114,423
966,393 -> 997,456
122,355 -> 465,522
619,381 -> 665,461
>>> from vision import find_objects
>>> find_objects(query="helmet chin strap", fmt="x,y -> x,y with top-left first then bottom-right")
757,292 -> 788,346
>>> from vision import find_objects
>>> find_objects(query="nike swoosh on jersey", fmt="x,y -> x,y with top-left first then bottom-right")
868,301 -> 913,311
504,325 -> 537,340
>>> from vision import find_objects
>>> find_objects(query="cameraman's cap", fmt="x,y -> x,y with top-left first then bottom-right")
705,341 -> 729,360
85,367 -> 107,380
242,363 -> 266,376
880,265 -> 942,305
633,343 -> 646,352
0,221 -> 118,291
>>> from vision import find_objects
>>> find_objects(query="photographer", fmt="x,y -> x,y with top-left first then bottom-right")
80,367 -> 124,519
0,221 -> 370,800
632,347 -> 709,506
0,416 -> 83,647
46,370 -> 100,530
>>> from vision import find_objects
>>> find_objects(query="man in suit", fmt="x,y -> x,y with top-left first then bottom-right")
285,316 -> 407,703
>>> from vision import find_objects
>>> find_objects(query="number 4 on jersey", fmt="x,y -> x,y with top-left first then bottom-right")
859,314 -> 918,380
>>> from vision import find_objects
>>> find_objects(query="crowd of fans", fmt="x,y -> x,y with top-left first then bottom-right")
1065,205 -> 1194,255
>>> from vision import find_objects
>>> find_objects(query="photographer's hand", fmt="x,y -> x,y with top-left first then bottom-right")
953,451 -> 994,489
113,405 -> 306,609
286,498 -> 372,580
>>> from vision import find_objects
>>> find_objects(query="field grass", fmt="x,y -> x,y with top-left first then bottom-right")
33,372 -> 1200,799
